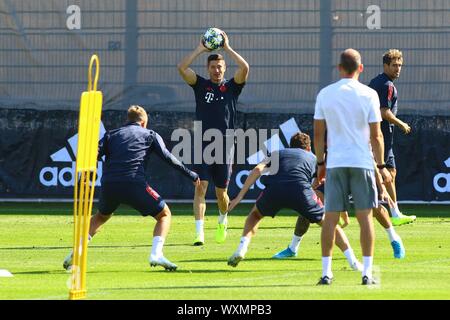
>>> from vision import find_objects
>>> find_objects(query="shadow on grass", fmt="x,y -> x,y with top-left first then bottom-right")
12,270 -> 68,275
0,243 -> 187,251
147,269 -> 257,274
178,257 -> 317,263
99,284 -> 302,291
11,268 -> 262,275
226,226 -> 293,231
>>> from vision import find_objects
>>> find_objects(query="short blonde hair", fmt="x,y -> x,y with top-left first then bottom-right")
383,49 -> 403,65
127,105 -> 147,123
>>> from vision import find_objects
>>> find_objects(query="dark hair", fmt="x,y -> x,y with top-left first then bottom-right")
339,51 -> 361,74
290,132 -> 311,150
207,54 -> 225,65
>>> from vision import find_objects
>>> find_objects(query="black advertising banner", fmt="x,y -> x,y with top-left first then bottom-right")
0,109 -> 449,202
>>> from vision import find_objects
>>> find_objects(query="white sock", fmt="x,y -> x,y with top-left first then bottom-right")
385,227 -> 400,242
343,248 -> 358,266
362,256 -> 373,278
77,234 -> 92,249
390,203 -> 402,218
151,236 -> 165,259
195,220 -> 204,235
322,256 -> 333,278
218,212 -> 228,224
288,235 -> 302,253
237,236 -> 251,256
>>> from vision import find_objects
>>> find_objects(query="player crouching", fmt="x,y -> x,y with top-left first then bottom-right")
226,132 -> 362,275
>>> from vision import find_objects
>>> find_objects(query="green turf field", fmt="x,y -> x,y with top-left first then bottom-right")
0,203 -> 449,300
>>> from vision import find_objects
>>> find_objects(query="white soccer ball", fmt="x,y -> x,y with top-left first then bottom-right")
202,27 -> 225,51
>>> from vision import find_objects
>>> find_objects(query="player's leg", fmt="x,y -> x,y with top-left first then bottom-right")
89,212 -> 113,237
215,187 -> 230,214
212,161 -> 233,244
385,167 -> 397,202
193,179 -> 209,245
319,212 -> 340,284
63,184 -> 118,270
355,209 -> 376,284
315,189 -> 357,269
227,205 -> 264,267
272,215 -> 309,259
313,217 -> 362,271
215,186 -> 229,243
317,168 -> 350,285
228,188 -> 279,267
125,182 -> 177,270
273,184 -> 323,259
373,204 -> 405,258
313,198 -> 361,271
333,224 -> 363,271
149,204 -> 177,271
350,167 -> 377,285
153,205 -> 171,238
384,155 -> 416,225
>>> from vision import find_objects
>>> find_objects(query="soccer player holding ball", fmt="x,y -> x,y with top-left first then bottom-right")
177,29 -> 249,246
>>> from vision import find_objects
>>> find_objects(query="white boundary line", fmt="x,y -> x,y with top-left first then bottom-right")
0,198 -> 449,205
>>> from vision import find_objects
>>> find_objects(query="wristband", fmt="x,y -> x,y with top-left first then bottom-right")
317,161 -> 325,166
377,164 -> 387,169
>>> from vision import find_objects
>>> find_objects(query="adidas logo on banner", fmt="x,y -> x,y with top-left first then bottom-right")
39,123 -> 106,187
433,157 -> 450,193
235,118 -> 301,190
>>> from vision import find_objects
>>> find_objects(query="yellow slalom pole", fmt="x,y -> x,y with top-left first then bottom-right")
69,55 -> 103,300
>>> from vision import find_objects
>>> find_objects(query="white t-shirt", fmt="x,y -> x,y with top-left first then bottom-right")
314,78 -> 382,169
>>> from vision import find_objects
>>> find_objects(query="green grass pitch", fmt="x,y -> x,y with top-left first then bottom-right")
0,203 -> 449,300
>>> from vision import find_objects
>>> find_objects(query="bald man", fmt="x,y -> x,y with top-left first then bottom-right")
314,49 -> 391,285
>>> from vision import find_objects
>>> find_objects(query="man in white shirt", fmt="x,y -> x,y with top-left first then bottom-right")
313,48 -> 391,285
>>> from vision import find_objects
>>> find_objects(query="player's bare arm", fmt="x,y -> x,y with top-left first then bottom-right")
221,31 -> 249,84
380,107 -> 411,134
372,148 -> 392,184
228,162 -> 266,212
177,40 -> 209,85
313,119 -> 326,182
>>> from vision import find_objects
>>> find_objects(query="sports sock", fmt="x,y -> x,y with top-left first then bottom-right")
322,256 -> 333,278
343,248 -> 358,266
390,203 -> 402,218
151,236 -> 165,258
385,227 -> 400,242
76,234 -> 92,249
237,236 -> 250,256
195,220 -> 204,235
218,212 -> 228,224
362,256 -> 373,278
288,235 -> 302,253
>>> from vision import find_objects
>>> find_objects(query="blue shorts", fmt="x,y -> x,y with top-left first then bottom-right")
385,148 -> 396,169
194,142 -> 234,189
255,183 -> 324,223
194,162 -> 233,189
98,182 -> 166,217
